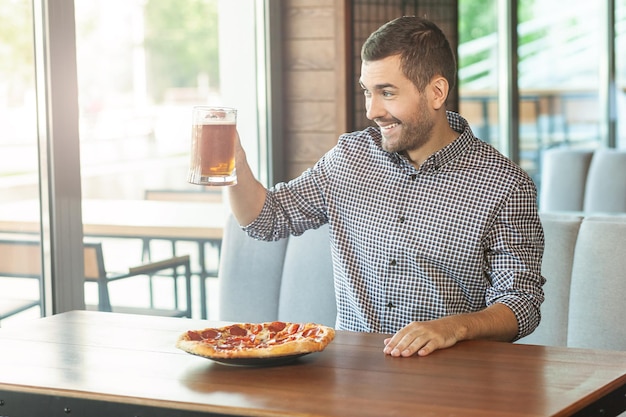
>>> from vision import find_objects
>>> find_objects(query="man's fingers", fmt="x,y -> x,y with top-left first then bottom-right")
383,332 -> 426,357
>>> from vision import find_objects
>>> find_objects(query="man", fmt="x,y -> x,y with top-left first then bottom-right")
227,16 -> 545,357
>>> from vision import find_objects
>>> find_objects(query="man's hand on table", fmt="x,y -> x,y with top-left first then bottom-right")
383,318 -> 462,357
383,304 -> 519,357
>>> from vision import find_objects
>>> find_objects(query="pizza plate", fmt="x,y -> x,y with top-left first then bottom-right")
199,352 -> 310,367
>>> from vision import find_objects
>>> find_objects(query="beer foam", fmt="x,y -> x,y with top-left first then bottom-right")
194,108 -> 237,124
195,118 -> 236,125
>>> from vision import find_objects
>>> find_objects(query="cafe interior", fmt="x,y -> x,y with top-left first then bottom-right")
0,0 -> 625,415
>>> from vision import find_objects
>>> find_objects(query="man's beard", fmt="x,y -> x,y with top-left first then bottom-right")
380,98 -> 434,155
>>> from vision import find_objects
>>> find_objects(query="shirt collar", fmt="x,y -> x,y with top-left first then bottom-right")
387,111 -> 477,174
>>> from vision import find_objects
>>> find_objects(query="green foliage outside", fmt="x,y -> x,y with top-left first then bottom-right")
459,0 -> 498,44
0,0 -> 219,105
458,0 -> 542,87
144,0 -> 219,102
0,0 -> 34,106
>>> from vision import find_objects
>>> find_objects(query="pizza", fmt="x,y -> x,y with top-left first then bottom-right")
176,321 -> 335,359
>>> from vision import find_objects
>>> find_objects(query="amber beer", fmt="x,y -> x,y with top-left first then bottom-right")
188,107 -> 237,186
196,122 -> 236,176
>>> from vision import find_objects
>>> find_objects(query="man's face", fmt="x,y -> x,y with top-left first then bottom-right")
359,55 -> 435,155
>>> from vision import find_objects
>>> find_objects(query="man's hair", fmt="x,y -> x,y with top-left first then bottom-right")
361,16 -> 456,93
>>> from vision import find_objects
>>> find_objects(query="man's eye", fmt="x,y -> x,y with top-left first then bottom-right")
382,90 -> 394,98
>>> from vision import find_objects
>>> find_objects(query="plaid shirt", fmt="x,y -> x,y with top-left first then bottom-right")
245,112 -> 545,339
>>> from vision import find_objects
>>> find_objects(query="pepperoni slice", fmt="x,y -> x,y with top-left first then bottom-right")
187,330 -> 203,341
268,321 -> 287,332
200,329 -> 220,340
228,325 -> 248,336
287,323 -> 304,334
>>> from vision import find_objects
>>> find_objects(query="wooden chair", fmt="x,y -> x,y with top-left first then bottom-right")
0,239 -> 192,322
83,241 -> 192,317
0,240 -> 45,323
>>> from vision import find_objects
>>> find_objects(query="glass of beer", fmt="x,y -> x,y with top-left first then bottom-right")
187,106 -> 237,186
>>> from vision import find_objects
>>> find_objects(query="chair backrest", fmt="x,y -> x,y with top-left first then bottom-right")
278,223 -> 336,326
218,215 -> 288,322
539,148 -> 594,212
518,213 -> 583,346
0,239 -> 42,277
0,239 -> 106,320
83,242 -> 107,281
218,215 -> 336,326
0,239 -> 105,281
567,216 -> 626,350
0,239 -> 43,322
583,149 -> 626,213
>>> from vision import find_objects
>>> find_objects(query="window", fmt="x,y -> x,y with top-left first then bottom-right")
2,0 -> 265,323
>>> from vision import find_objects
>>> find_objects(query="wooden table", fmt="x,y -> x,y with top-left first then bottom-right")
0,199 -> 227,318
0,311 -> 624,417
0,199 -> 225,240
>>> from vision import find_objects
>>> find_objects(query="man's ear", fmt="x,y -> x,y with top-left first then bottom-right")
429,76 -> 449,110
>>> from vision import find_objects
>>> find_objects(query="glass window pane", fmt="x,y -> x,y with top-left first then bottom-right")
0,0 -> 43,325
458,0 -> 500,148
518,0 -> 602,183
74,0 -> 260,319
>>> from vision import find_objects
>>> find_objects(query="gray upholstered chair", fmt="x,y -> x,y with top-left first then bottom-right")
567,216 -> 626,350
278,223 -> 336,324
583,149 -> 626,213
539,148 -> 594,212
518,213 -> 583,346
218,215 -> 336,326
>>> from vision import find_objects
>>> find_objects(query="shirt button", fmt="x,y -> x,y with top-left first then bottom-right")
410,174 -> 417,180
386,302 -> 395,309
389,259 -> 397,266
398,216 -> 405,223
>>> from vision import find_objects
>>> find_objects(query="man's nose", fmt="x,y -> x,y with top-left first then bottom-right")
365,96 -> 384,121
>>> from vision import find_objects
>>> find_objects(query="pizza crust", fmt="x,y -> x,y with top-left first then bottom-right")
176,321 -> 335,359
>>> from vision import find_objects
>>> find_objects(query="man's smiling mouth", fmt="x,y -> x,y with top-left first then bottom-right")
379,122 -> 399,131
